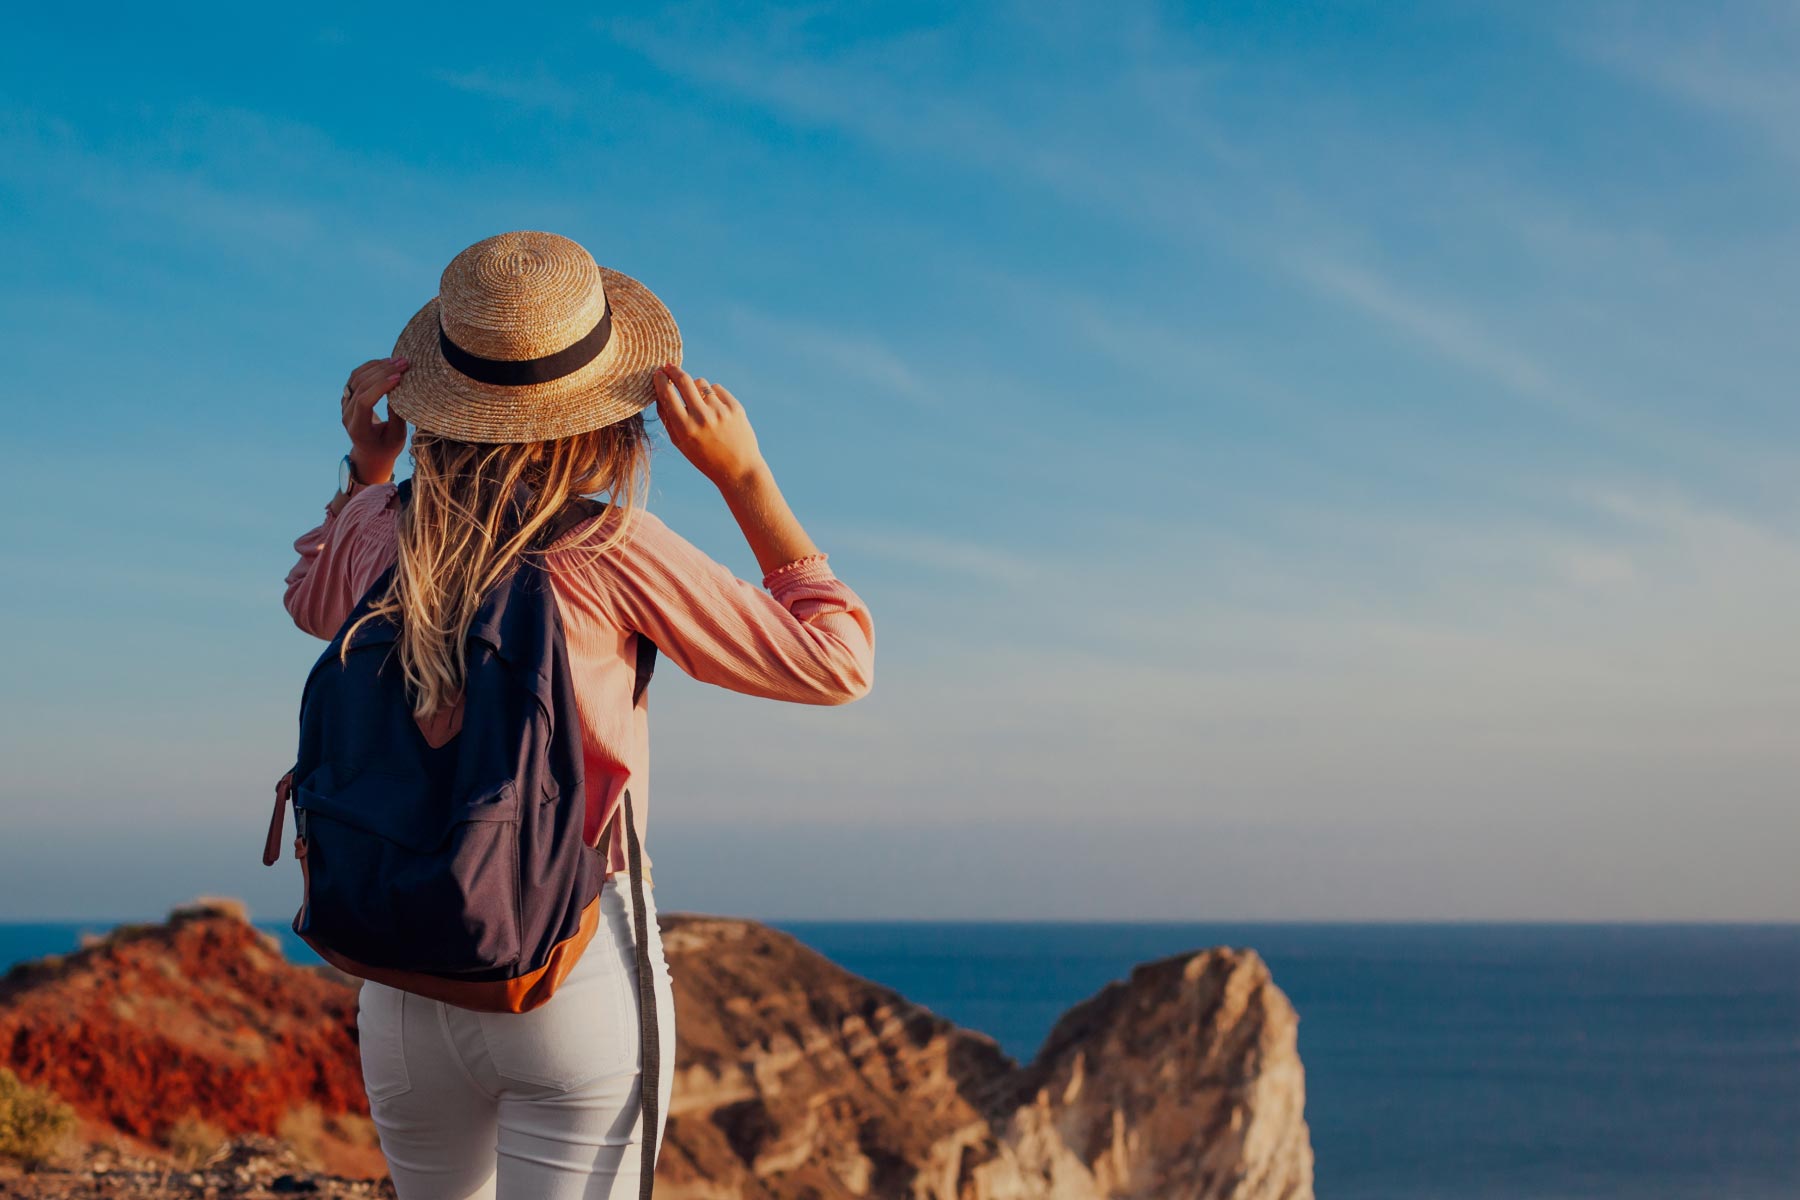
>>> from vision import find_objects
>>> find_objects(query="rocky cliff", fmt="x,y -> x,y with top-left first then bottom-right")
655,916 -> 1313,1200
0,900 -> 1312,1200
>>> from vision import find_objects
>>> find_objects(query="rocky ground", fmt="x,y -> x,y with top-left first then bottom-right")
0,898 -> 1313,1199
0,1136 -> 392,1199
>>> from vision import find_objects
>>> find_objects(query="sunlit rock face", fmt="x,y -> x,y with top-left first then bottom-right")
656,915 -> 1314,1200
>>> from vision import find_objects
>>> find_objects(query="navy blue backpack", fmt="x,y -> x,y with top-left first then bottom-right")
262,476 -> 663,1193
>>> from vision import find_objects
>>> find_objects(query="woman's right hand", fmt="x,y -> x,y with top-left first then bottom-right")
654,363 -> 767,490
340,355 -> 411,484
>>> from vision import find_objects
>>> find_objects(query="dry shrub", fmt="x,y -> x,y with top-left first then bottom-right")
0,1067 -> 75,1170
330,1111 -> 380,1149
162,1114 -> 228,1170
277,1104 -> 327,1167
169,896 -> 250,924
279,1104 -> 381,1167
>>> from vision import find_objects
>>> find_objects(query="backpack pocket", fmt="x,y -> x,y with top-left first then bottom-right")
295,764 -> 523,975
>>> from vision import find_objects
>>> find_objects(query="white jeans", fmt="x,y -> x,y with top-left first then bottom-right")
355,874 -> 676,1199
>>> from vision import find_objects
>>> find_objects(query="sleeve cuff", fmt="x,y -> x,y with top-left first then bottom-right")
762,551 -> 832,590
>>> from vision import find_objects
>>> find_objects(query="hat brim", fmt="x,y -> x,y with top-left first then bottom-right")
387,265 -> 681,443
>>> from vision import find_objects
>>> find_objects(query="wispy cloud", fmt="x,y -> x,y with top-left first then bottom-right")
600,5 -> 1771,474
836,529 -> 1048,586
1574,4 -> 1800,164
0,105 -> 429,279
1280,252 -> 1607,424
723,306 -> 941,406
434,67 -> 584,117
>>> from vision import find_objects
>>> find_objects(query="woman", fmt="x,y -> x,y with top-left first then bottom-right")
282,230 -> 875,1199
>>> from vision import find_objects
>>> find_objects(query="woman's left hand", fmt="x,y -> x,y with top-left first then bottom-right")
340,355 -> 411,483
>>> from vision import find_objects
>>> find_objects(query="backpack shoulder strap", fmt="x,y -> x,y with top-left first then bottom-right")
533,493 -> 658,704
537,495 -> 615,548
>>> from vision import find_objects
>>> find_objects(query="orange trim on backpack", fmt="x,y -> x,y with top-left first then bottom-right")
296,891 -> 603,1014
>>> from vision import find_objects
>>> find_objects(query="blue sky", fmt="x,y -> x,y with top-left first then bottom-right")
2,1 -> 1796,921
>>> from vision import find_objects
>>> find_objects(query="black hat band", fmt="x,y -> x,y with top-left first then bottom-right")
438,302 -> 614,387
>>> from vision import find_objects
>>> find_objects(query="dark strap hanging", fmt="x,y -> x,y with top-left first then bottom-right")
575,634 -> 660,1197
621,787 -> 659,1198
624,632 -> 659,1197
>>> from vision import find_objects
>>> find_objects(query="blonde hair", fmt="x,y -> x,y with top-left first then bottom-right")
342,413 -> 652,720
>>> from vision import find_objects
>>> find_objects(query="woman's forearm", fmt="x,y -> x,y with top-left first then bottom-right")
716,462 -> 824,579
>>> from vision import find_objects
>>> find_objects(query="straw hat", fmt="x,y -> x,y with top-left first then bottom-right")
387,230 -> 681,443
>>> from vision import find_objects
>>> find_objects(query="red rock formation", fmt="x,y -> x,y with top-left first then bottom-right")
0,898 -> 365,1147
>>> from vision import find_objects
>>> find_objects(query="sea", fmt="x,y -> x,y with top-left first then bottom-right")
3,920 -> 1795,1200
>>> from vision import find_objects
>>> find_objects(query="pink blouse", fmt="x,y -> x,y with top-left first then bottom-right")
283,480 -> 876,884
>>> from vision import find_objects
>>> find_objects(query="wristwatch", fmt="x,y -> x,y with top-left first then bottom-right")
328,453 -> 371,516
337,452 -> 367,496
